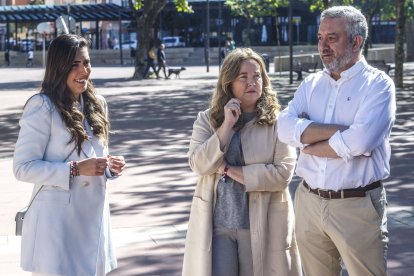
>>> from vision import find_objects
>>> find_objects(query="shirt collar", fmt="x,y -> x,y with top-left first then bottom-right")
323,56 -> 368,81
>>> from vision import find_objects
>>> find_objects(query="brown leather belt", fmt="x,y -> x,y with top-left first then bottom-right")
303,181 -> 382,199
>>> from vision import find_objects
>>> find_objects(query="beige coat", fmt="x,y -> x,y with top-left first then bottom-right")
182,110 -> 302,276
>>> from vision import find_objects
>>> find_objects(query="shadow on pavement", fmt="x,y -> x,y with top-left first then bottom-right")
0,69 -> 413,275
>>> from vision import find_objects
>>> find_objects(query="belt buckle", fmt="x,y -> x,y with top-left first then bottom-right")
317,189 -> 331,199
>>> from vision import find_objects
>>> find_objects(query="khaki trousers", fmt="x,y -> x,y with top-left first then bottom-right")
294,183 -> 388,276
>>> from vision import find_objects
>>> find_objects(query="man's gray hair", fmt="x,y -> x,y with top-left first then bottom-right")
321,6 -> 368,49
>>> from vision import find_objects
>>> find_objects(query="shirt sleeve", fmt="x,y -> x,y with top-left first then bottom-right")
277,80 -> 313,149
329,74 -> 396,161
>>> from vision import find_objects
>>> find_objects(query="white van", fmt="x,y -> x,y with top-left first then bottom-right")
162,36 -> 186,48
113,40 -> 137,50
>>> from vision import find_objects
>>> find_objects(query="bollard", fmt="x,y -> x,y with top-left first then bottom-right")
261,53 -> 270,73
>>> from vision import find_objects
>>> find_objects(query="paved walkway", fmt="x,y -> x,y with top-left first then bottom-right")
0,64 -> 413,275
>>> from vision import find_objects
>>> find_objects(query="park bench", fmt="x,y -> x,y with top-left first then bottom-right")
367,60 -> 394,75
293,61 -> 319,80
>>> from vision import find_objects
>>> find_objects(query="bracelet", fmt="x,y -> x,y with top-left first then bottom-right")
74,161 -> 79,176
70,161 -> 80,178
221,165 -> 229,182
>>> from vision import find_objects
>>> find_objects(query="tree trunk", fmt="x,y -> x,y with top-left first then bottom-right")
245,18 -> 252,46
130,0 -> 167,79
361,1 -> 379,58
275,15 -> 282,76
395,0 -> 405,88
406,18 -> 414,61
363,14 -> 372,58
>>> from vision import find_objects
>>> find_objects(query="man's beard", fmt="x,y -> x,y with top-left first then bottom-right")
321,47 -> 353,73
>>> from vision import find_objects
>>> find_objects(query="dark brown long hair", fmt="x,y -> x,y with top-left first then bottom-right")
40,34 -> 109,155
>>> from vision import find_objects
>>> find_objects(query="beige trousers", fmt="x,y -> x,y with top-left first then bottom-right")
294,182 -> 388,276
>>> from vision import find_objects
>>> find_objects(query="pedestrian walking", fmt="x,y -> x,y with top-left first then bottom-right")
225,36 -> 236,53
4,49 -> 10,66
26,48 -> 33,67
142,44 -> 158,79
182,48 -> 302,276
13,34 -> 126,276
156,43 -> 168,79
220,37 -> 236,62
277,6 -> 396,276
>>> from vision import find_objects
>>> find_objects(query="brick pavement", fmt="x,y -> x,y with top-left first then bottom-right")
0,64 -> 413,275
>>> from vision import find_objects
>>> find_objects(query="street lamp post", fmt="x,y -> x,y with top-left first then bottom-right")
205,0 -> 210,72
289,0 -> 293,84
66,0 -> 72,33
118,10 -> 123,65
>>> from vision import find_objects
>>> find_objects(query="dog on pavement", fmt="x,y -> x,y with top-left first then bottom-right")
167,67 -> 186,79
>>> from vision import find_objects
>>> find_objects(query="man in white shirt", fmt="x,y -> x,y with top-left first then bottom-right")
278,6 -> 395,276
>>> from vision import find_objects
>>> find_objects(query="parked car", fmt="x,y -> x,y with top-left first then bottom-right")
113,40 -> 137,50
162,36 -> 185,48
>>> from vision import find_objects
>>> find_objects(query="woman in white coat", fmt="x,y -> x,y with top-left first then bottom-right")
182,48 -> 302,276
13,34 -> 125,276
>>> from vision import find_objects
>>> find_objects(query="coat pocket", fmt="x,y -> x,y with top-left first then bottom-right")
186,196 -> 213,251
267,201 -> 294,251
36,190 -> 70,205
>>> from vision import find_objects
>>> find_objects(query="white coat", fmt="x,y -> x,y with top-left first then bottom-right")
13,94 -> 117,276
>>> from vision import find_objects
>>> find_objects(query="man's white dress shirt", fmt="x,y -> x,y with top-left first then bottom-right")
278,57 -> 396,191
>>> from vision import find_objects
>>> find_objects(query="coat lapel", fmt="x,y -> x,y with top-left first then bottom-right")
81,138 -> 95,158
78,95 -> 106,158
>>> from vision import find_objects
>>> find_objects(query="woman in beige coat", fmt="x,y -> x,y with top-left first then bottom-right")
182,48 -> 302,276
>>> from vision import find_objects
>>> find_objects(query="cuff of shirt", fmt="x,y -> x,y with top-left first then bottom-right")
329,131 -> 353,162
105,167 -> 118,179
295,119 -> 313,149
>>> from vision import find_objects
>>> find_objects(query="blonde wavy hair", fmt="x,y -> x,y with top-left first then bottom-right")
209,48 -> 280,129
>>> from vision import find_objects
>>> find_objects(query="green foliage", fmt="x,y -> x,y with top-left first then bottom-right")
30,0 -> 45,4
407,1 -> 414,18
300,0 -> 354,13
175,0 -> 194,13
134,0 -> 144,10
380,0 -> 414,19
300,0 -> 414,19
306,0 -> 328,12
225,0 -> 289,19
133,0 -> 193,13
